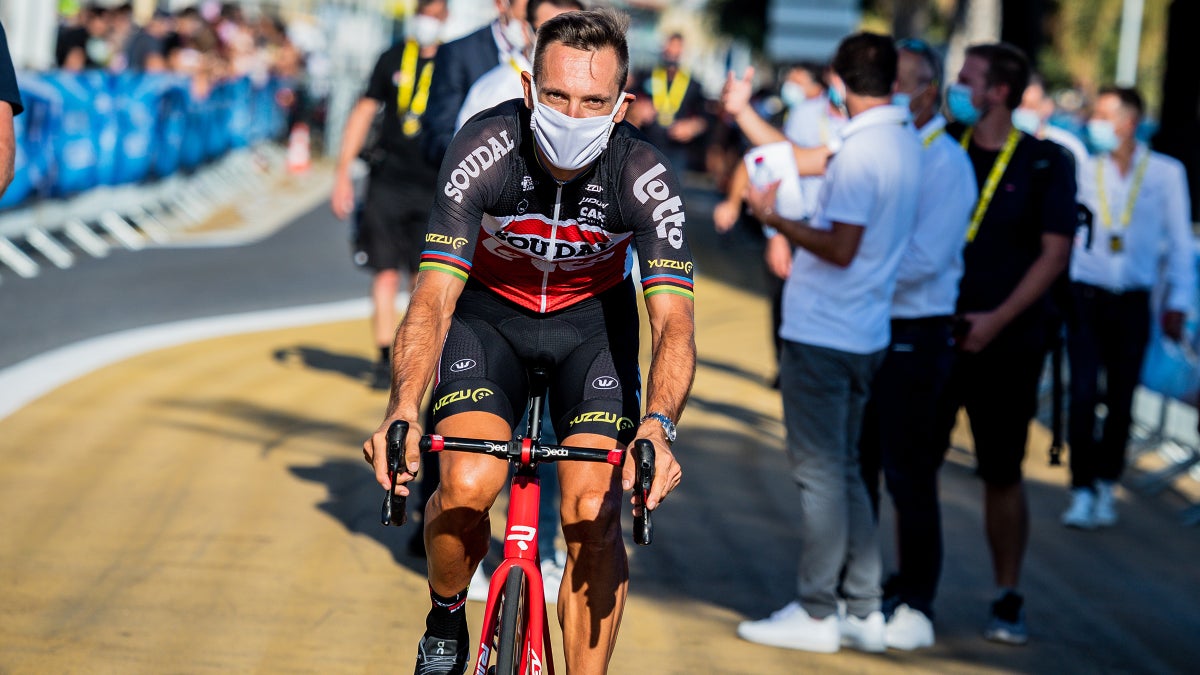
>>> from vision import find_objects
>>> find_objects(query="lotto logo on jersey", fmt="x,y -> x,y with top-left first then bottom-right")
632,163 -> 686,249
433,387 -> 493,413
443,131 -> 516,203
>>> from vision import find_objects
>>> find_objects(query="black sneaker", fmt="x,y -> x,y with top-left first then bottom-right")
370,360 -> 390,391
983,591 -> 1028,645
414,634 -> 468,675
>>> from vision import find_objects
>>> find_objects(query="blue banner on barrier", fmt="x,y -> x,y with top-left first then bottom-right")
0,71 -> 289,211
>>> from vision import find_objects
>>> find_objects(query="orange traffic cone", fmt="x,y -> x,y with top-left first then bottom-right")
287,122 -> 311,174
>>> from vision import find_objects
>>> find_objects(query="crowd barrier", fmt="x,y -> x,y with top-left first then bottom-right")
0,71 -> 293,283
1130,244 -> 1200,524
1,71 -> 289,210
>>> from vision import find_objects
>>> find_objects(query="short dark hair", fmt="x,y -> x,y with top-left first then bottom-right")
1097,85 -> 1144,119
527,0 -> 585,29
831,32 -> 897,98
788,61 -> 827,90
533,8 -> 630,91
965,42 -> 1030,110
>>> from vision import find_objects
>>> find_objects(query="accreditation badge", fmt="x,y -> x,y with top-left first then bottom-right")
1109,233 -> 1125,254
402,113 -> 421,137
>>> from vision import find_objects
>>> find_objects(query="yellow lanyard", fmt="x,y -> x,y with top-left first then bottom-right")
397,39 -> 434,136
922,127 -> 945,148
961,126 -> 1021,242
506,56 -> 525,75
651,67 -> 690,127
1096,152 -> 1150,231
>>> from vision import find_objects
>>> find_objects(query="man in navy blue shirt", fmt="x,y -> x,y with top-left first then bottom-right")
0,23 -> 25,199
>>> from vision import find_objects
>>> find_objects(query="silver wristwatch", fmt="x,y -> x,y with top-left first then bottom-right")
641,412 -> 677,444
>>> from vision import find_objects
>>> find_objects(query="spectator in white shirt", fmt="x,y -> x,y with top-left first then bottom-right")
1012,73 -> 1089,179
856,38 -> 977,652
1061,86 -> 1197,530
724,32 -> 921,654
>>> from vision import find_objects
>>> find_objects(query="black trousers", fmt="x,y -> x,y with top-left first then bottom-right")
859,317 -> 955,618
1065,283 -> 1151,489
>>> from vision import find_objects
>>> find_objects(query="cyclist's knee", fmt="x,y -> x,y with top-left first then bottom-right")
561,489 -> 621,542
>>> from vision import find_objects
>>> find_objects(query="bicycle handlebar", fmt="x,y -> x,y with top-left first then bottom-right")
416,433 -> 656,545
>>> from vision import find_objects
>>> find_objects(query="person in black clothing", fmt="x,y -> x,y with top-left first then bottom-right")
56,4 -> 111,71
124,9 -> 173,72
631,33 -> 709,174
330,0 -> 449,389
936,42 -> 1076,646
0,22 -> 24,199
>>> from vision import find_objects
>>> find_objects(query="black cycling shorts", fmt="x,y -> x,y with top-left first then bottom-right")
352,166 -> 434,273
430,278 -> 641,444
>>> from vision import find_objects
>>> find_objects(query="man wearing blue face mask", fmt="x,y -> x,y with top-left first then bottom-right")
938,42 -> 1078,646
1062,86 -> 1197,531
362,10 -> 695,674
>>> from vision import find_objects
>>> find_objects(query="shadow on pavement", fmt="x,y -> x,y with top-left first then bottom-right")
272,345 -> 377,386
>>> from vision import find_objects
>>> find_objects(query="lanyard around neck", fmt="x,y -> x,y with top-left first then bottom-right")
651,66 -> 689,127
1096,151 -> 1150,231
397,39 -> 434,121
922,126 -> 945,148
961,126 -> 1022,242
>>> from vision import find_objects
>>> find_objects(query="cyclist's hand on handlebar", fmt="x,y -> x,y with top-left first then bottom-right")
623,432 -> 681,512
364,416 -> 424,492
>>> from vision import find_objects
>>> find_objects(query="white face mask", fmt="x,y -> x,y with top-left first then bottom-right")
500,16 -> 529,52
407,15 -> 443,47
529,83 -> 625,171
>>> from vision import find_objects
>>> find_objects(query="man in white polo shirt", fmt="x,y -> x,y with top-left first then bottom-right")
722,32 -> 921,654
856,38 -> 977,652
1062,86 -> 1197,529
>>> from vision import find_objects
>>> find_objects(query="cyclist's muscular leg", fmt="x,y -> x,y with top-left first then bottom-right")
425,411 -> 511,596
556,433 -> 629,675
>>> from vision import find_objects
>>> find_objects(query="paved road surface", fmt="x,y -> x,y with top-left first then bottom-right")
1,170 -> 1198,674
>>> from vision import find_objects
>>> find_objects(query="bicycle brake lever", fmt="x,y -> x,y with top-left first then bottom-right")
381,420 -> 411,526
633,439 -> 655,546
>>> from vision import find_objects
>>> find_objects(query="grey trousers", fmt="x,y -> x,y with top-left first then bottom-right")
780,339 -> 885,619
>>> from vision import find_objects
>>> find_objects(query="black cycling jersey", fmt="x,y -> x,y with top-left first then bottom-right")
419,100 -> 695,313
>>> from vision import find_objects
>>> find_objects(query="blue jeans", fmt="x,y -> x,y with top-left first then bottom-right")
780,340 -> 885,619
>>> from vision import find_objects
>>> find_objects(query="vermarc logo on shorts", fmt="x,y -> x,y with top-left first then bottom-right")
450,358 -> 476,372
592,376 -> 618,390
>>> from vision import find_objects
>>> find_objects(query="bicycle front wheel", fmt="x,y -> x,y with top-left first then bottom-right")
495,566 -> 527,675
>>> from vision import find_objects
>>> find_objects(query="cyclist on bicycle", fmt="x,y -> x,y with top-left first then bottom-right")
362,9 -> 696,674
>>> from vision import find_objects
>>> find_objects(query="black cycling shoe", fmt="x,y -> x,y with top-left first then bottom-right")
414,634 -> 469,675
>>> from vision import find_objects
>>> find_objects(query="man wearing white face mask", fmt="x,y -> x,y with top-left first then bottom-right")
1063,86 -> 1197,531
331,0 -> 449,390
362,10 -> 695,675
420,0 -> 533,166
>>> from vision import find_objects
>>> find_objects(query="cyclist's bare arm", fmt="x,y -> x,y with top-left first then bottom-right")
627,292 -> 695,510
365,267 -> 466,492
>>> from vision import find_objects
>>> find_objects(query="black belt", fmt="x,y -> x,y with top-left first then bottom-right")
1073,282 -> 1151,299
891,315 -> 953,330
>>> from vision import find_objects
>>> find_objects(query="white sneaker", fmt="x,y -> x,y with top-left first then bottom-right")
540,558 -> 565,604
1061,488 -> 1097,529
736,601 -> 839,653
839,610 -> 886,653
466,564 -> 490,602
1094,481 -> 1118,527
885,604 -> 935,650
